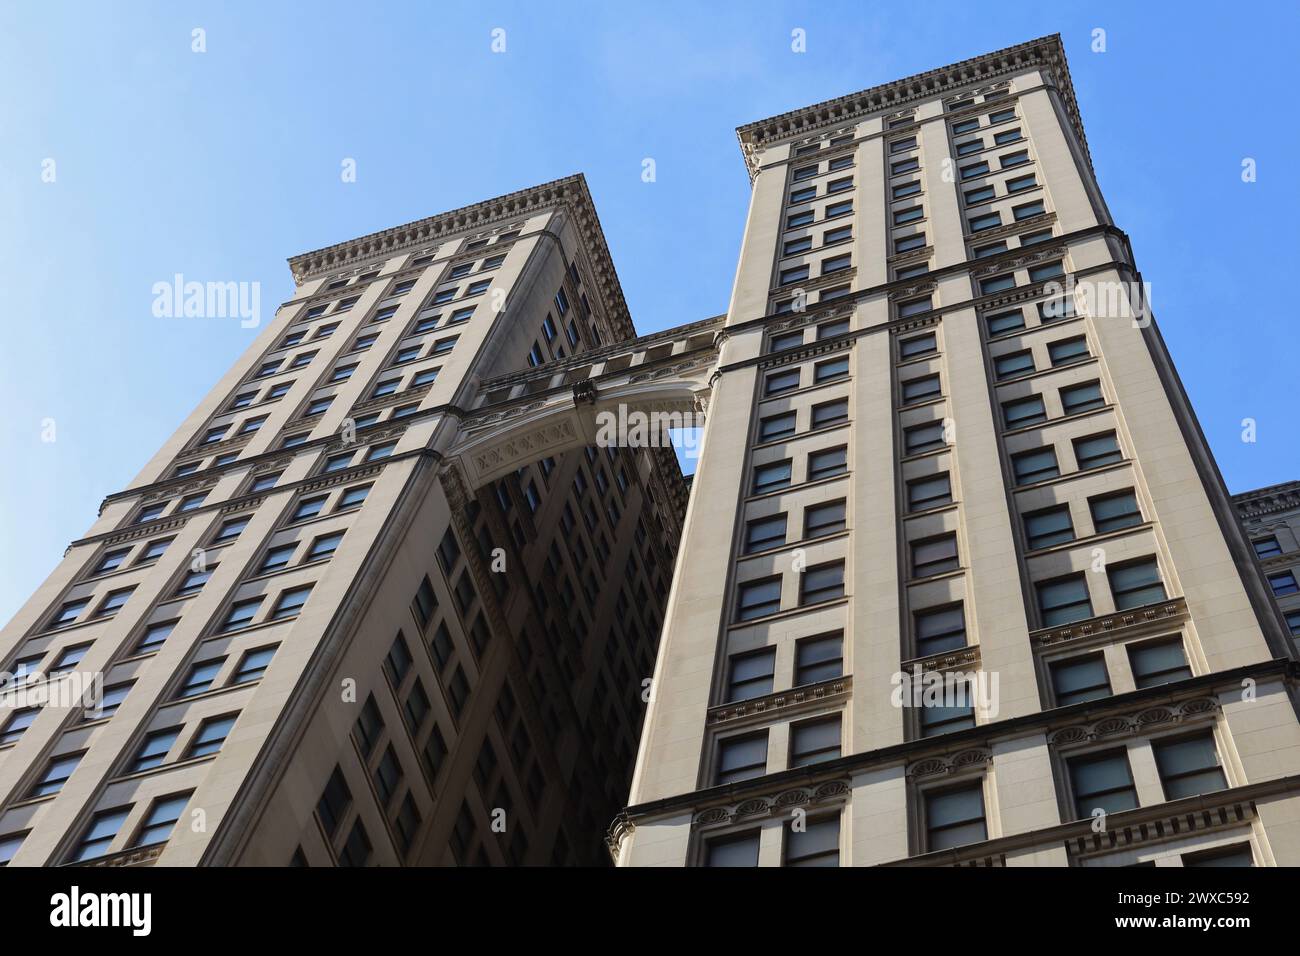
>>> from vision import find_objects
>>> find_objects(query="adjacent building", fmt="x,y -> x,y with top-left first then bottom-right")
0,176 -> 686,866
610,35 -> 1300,867
1235,483 -> 1300,649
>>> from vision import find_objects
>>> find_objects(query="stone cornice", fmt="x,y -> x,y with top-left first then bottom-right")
286,174 -> 637,342
1233,481 -> 1300,519
735,35 -> 1091,174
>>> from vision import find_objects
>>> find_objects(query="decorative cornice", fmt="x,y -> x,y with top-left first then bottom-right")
907,747 -> 992,780
735,35 -> 1091,173
691,779 -> 851,829
707,677 -> 851,725
1032,597 -> 1188,649
1233,481 -> 1300,519
1048,696 -> 1221,749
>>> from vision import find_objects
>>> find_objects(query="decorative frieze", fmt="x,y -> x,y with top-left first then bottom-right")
1048,697 -> 1221,749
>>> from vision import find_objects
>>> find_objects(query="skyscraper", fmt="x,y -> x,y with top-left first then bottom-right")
0,175 -> 686,866
610,35 -> 1300,867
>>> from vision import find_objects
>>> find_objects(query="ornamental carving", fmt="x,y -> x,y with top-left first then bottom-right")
1048,697 -> 1221,748
690,779 -> 850,828
907,748 -> 992,779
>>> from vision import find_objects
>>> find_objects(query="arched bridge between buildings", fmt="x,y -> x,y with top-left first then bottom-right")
446,316 -> 723,490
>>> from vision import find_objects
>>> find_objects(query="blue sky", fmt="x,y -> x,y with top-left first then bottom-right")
1,1 -> 1297,625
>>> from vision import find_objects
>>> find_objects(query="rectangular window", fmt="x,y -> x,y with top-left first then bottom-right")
1108,558 -> 1166,610
901,374 -> 941,404
27,752 -> 84,797
907,473 -> 952,512
980,273 -> 1016,295
1090,490 -> 1142,533
69,807 -> 132,863
1074,432 -> 1122,470
1012,447 -> 1059,485
897,295 -> 932,317
960,160 -> 989,180
994,128 -> 1022,145
890,158 -> 919,175
994,350 -> 1034,379
271,585 -> 312,620
185,714 -> 237,758
716,732 -> 768,785
1129,637 -> 1193,688
131,727 -> 180,772
915,605 -> 966,657
1037,573 -> 1093,626
1252,536 -> 1282,558
1007,173 -> 1037,193
804,500 -> 846,539
1013,200 -> 1045,220
1002,395 -> 1046,428
736,577 -> 782,621
1051,653 -> 1111,705
894,234 -> 926,254
815,356 -> 849,382
964,185 -> 995,204
1069,750 -> 1138,818
800,561 -> 844,605
1270,571 -> 1299,596
1061,380 -> 1105,414
784,814 -> 840,867
795,633 -> 843,686
985,308 -> 1024,334
789,187 -> 816,205
1154,733 -> 1228,800
925,783 -> 986,850
705,831 -> 759,867
1024,504 -> 1075,549
811,399 -> 848,428
955,139 -> 983,156
752,460 -> 792,494
911,534 -> 959,578
823,224 -> 852,245
789,716 -> 841,767
889,136 -> 916,153
825,199 -> 853,218
821,253 -> 851,274
744,514 -> 787,553
1049,336 -> 1089,366
904,421 -> 946,455
765,368 -> 801,395
808,446 -> 847,481
758,411 -> 797,442
892,180 -> 922,199
727,648 -> 776,702
893,206 -> 924,225
782,236 -> 812,256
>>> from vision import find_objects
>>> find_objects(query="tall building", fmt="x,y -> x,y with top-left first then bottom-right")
610,35 -> 1300,867
1235,483 -> 1300,649
0,176 -> 688,866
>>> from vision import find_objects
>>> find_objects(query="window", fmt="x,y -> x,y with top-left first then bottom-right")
85,681 -> 131,720
893,205 -> 924,225
964,185 -> 995,204
1183,844 -> 1253,868
1013,200 -> 1045,220
186,714 -> 236,758
955,139 -> 983,156
1051,654 -> 1111,705
736,577 -> 781,621
374,746 -> 402,805
904,421 -> 946,455
765,368 -> 800,395
219,598 -> 262,633
1049,336 -> 1089,366
1069,751 -> 1138,818
974,240 -> 1008,259
907,474 -> 952,512
784,815 -> 840,867
258,543 -> 296,573
1061,381 -> 1104,415
131,727 -> 180,772
911,534 -> 959,578
808,446 -> 847,481
983,310 -> 1024,338
960,160 -> 989,180
889,136 -> 916,153
1288,611 -> 1300,636
815,356 -> 849,382
1037,574 -> 1093,626
1252,536 -> 1282,558
817,318 -> 850,339
49,597 -> 89,628
1075,433 -> 1123,471
811,398 -> 848,428
0,707 -> 39,746
726,648 -> 776,703
233,645 -> 276,684
783,236 -> 812,256
1129,637 -> 1192,688
365,441 -> 396,462
744,514 -> 787,553
248,471 -> 281,492
93,547 -> 131,575
1154,733 -> 1227,800
317,767 -> 352,837
1109,558 -> 1166,610
27,752 -> 84,797
1269,572 -> 1299,596
1003,395 -> 1046,428
901,374 -> 941,404
752,460 -> 792,494
899,332 -> 936,359
1024,505 -> 1074,549
980,273 -> 1017,295
1007,173 -> 1037,193
894,234 -> 926,254
69,807 -> 131,863
890,157 -> 919,175
758,411 -> 796,442
988,107 -> 1016,124
705,831 -> 759,867
1012,447 -> 1059,485
0,832 -> 26,865
779,265 -> 809,286
1090,490 -> 1141,533
896,296 -> 932,320
925,783 -> 986,850
804,500 -> 846,539
271,585 -> 312,620
968,212 -> 1002,234
177,493 -> 207,513
994,128 -> 1022,145
175,567 -> 212,595
132,792 -> 192,848
825,199 -> 853,218
895,263 -> 929,280
339,485 -> 371,510
786,210 -> 814,228
801,561 -> 844,605
134,619 -> 177,653
716,732 -> 768,785
49,643 -> 91,674
952,117 -> 980,134
790,716 -> 840,767
307,531 -> 344,561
